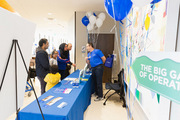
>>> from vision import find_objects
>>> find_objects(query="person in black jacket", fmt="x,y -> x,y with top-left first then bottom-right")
36,38 -> 50,95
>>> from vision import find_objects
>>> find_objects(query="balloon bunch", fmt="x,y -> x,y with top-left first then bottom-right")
82,12 -> 106,31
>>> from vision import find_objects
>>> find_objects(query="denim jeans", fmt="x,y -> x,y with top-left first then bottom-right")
92,64 -> 104,97
37,76 -> 46,95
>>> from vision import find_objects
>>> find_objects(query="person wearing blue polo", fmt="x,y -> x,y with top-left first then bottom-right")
85,42 -> 106,101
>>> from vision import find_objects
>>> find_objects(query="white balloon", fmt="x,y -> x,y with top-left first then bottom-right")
131,0 -> 153,7
87,23 -> 94,31
89,15 -> 96,25
86,11 -> 93,18
98,13 -> 106,21
96,18 -> 103,28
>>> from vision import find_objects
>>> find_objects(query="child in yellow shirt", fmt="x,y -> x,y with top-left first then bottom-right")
44,65 -> 61,92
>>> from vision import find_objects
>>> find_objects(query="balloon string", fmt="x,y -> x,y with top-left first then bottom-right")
110,25 -> 116,32
119,22 -> 125,65
110,0 -> 122,71
87,29 -> 89,42
110,0 -> 129,118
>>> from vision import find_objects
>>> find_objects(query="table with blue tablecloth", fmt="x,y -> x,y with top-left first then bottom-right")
18,70 -> 92,120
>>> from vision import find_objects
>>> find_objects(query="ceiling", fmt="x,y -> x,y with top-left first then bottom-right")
6,0 -> 106,32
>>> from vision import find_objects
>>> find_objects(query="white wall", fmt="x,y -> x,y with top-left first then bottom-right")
67,13 -> 75,72
75,11 -> 88,70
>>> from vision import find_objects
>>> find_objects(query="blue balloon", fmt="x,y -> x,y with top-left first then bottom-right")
151,0 -> 161,4
81,16 -> 89,26
104,0 -> 132,21
93,12 -> 97,16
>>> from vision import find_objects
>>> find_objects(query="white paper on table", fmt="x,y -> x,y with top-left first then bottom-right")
46,97 -> 63,106
42,96 -> 54,101
57,102 -> 68,108
63,88 -> 72,94
64,78 -> 78,81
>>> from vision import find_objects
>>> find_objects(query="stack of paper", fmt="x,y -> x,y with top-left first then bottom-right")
64,78 -> 78,81
46,97 -> 63,106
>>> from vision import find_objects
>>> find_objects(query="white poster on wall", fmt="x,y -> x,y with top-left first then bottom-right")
0,8 -> 36,120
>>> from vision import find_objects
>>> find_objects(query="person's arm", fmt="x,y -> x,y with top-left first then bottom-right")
57,51 -> 68,63
97,50 -> 106,64
44,74 -> 49,82
101,56 -> 106,64
65,52 -> 71,63
66,52 -> 76,67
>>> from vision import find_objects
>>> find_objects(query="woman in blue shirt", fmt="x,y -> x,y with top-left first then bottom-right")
57,43 -> 70,80
85,42 -> 106,101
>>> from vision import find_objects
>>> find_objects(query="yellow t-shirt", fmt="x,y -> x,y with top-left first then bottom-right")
44,73 -> 61,92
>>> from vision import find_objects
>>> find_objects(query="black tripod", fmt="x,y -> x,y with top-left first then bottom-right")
0,39 -> 45,120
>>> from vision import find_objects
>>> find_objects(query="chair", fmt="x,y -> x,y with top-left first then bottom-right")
29,58 -> 36,80
103,69 -> 126,107
25,58 -> 36,97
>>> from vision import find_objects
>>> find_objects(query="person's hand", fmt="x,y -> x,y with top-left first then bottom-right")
85,57 -> 89,61
72,64 -> 76,67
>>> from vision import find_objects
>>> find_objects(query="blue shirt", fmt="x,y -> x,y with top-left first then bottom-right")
87,49 -> 104,67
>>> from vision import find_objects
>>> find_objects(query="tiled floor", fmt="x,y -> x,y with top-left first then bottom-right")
7,78 -> 128,120
84,92 -> 128,120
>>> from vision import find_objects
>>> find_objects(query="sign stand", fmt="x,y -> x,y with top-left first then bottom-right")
0,40 -> 45,120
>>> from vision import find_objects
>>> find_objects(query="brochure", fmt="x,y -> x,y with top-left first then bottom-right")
54,88 -> 66,93
63,88 -> 72,94
63,81 -> 71,85
42,95 -> 54,101
64,77 -> 78,81
57,102 -> 68,108
46,97 -> 63,106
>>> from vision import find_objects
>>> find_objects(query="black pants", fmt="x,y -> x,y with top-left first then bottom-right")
92,64 -> 104,98
59,70 -> 66,80
65,64 -> 71,78
37,76 -> 46,95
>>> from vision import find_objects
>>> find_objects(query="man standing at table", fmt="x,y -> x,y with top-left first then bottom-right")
36,38 -> 50,95
85,42 -> 106,101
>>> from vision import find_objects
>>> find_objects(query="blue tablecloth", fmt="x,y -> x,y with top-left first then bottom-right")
18,70 -> 92,120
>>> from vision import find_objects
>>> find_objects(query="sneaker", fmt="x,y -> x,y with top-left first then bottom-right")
92,93 -> 98,97
94,97 -> 104,101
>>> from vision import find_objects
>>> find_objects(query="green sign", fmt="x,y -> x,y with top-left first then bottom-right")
132,55 -> 180,104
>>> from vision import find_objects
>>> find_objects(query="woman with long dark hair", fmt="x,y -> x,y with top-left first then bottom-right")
57,43 -> 70,80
